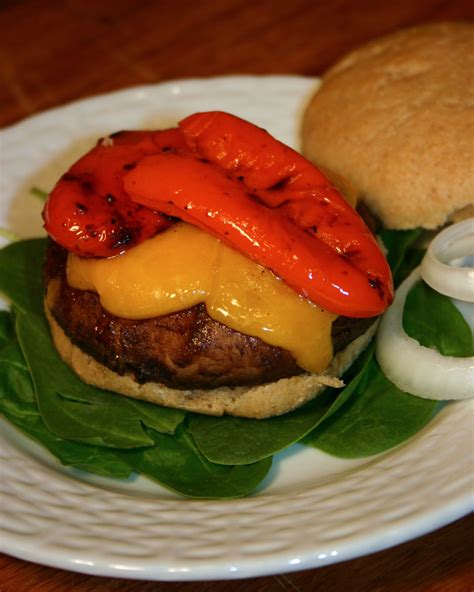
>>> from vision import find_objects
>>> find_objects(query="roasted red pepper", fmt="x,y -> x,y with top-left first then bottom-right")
43,111 -> 393,317
124,112 -> 393,317
43,129 -> 185,257
179,112 -> 389,284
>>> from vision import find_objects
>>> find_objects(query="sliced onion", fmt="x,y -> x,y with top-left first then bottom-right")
376,267 -> 474,400
420,219 -> 474,302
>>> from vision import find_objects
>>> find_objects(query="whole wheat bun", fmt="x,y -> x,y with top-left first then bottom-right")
302,22 -> 474,230
45,302 -> 377,419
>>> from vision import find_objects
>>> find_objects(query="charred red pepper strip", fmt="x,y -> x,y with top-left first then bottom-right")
124,153 -> 391,317
43,129 -> 186,257
180,112 -> 393,298
43,111 -> 393,317
179,111 -> 324,190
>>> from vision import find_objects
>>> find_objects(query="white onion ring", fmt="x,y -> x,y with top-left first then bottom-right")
420,218 -> 474,302
375,267 -> 474,400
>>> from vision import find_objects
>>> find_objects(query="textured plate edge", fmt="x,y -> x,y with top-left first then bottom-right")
2,493 -> 472,581
0,74 -> 318,134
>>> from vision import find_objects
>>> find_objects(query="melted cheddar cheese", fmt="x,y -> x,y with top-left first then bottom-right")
67,223 -> 336,373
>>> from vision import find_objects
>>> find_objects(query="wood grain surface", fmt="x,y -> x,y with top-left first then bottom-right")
1,1 -> 473,590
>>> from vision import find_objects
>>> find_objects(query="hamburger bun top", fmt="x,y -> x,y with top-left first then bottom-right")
302,22 -> 474,230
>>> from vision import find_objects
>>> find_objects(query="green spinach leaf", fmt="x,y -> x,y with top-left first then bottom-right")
0,238 -> 47,316
1,409 -> 134,479
122,425 -> 272,498
0,323 -> 132,478
0,311 -> 14,349
188,346 -> 374,465
404,281 -> 473,357
379,228 -> 424,285
303,356 -> 438,457
30,187 -> 49,201
188,392 -> 336,465
16,312 -> 184,448
0,331 -> 37,417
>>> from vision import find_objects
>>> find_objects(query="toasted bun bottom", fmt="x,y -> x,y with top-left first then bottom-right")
45,304 -> 378,419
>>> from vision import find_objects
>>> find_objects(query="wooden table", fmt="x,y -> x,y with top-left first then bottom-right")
1,1 -> 473,590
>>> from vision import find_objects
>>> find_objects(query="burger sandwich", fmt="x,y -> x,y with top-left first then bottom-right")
42,111 -> 393,419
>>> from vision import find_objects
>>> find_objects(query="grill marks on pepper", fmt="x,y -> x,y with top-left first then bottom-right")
80,180 -> 94,194
61,172 -> 95,196
368,275 -> 386,301
75,202 -> 87,213
62,172 -> 161,251
111,226 -> 135,249
85,224 -> 98,238
61,173 -> 80,182
304,225 -> 318,238
267,175 -> 293,191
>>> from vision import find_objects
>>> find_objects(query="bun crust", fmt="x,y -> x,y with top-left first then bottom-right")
302,22 -> 474,230
45,303 -> 377,419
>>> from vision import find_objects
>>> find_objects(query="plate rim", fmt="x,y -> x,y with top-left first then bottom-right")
0,73 -> 316,134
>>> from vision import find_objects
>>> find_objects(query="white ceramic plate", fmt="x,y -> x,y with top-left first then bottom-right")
0,76 -> 473,581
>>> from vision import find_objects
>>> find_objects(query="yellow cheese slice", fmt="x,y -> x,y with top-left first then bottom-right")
67,223 -> 336,373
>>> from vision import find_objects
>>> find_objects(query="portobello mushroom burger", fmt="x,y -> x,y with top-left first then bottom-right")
42,111 -> 393,419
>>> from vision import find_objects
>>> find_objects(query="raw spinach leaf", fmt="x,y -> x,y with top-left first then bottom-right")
30,186 -> 48,201
0,325 -> 132,478
379,228 -> 424,286
188,346 -> 374,465
0,311 -> 14,348
394,247 -> 425,286
0,238 -> 47,316
1,410 -> 133,479
303,356 -> 438,457
0,228 -> 20,242
16,312 -> 184,448
122,425 -> 272,498
0,333 -> 37,417
188,392 -> 336,465
404,281 -> 473,357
